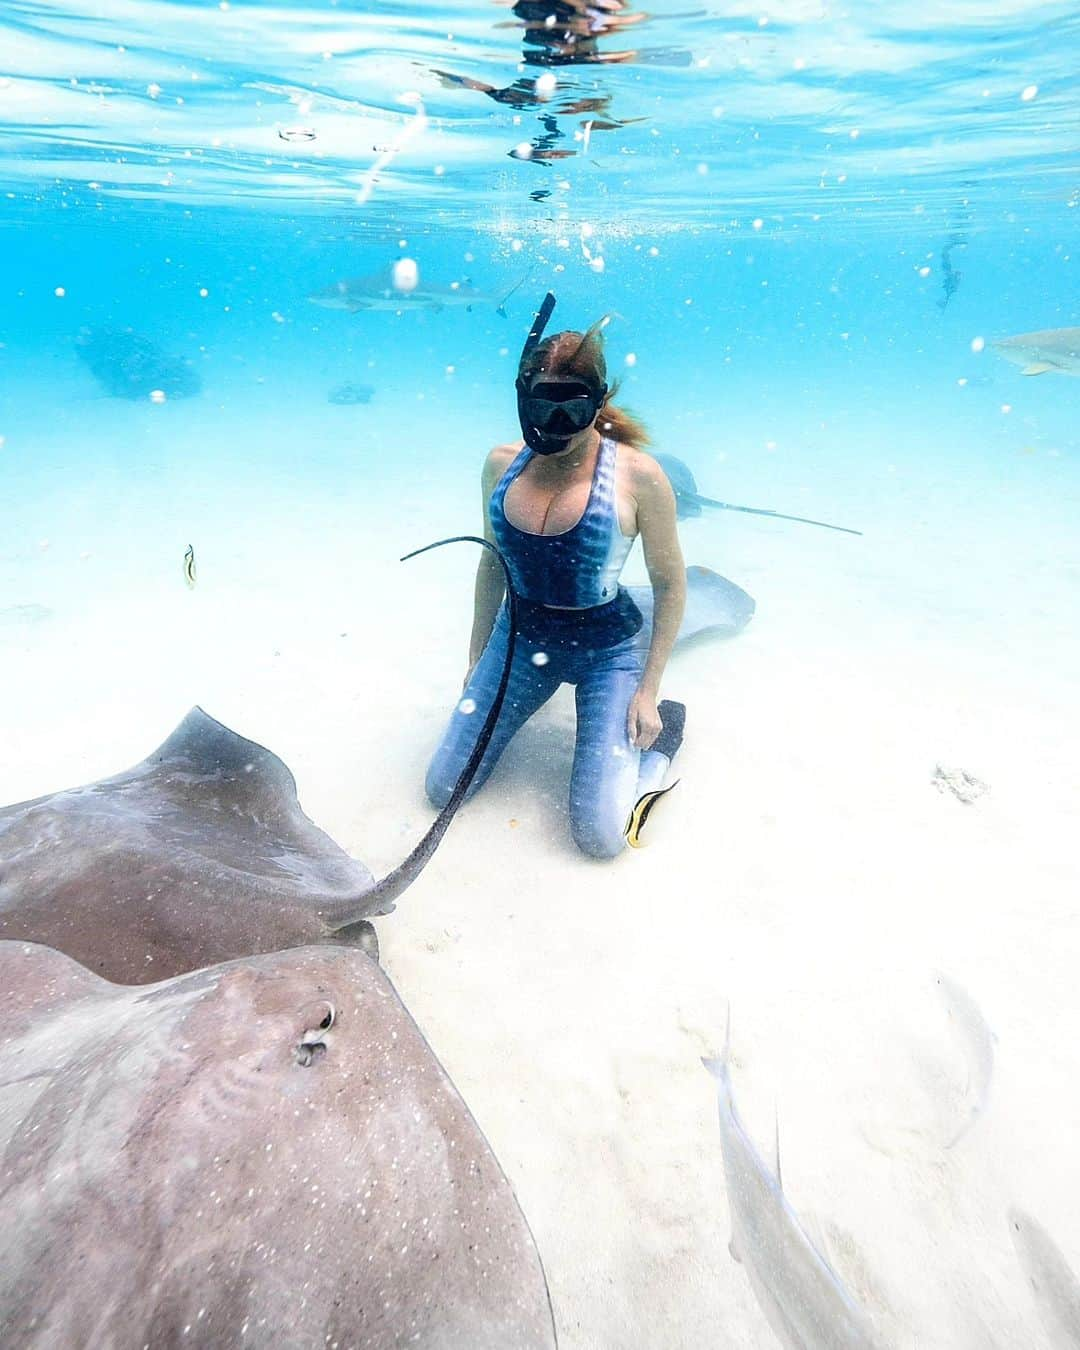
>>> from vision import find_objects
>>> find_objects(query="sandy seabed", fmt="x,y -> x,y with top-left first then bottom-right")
3,372 -> 1080,1348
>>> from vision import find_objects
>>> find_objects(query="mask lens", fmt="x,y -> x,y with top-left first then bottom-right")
523,382 -> 599,433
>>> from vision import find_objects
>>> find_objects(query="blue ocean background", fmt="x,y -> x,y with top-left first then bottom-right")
2,1 -> 1080,1345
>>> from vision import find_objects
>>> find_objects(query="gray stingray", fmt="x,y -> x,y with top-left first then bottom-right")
0,538 -> 516,985
0,706 -> 393,983
1009,1207 -> 1080,1347
0,701 -> 506,983
0,940 -> 557,1349
654,453 -> 862,536
629,563 -> 755,642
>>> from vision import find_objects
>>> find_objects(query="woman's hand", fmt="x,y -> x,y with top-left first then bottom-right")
627,686 -> 663,750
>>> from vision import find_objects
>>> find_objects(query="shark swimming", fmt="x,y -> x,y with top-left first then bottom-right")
991,327 -> 1080,376
936,971 -> 996,1149
702,1020 -> 885,1350
308,265 -> 524,316
1009,1207 -> 1080,1348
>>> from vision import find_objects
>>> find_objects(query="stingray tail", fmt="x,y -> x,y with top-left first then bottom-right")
695,496 -> 863,537
329,536 -> 518,927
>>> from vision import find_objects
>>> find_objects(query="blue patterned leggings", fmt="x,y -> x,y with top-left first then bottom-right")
425,605 -> 668,859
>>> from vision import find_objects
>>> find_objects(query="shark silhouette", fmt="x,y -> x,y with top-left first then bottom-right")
991,327 -> 1080,376
309,266 -> 524,316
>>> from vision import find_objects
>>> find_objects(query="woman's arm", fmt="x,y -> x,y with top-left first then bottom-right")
467,450 -> 510,676
628,454 -> 686,749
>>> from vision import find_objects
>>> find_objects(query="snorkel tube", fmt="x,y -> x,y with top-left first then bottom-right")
523,290 -> 557,357
516,292 -> 564,455
516,290 -> 607,456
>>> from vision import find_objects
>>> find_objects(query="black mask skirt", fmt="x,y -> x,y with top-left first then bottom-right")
516,377 -> 608,454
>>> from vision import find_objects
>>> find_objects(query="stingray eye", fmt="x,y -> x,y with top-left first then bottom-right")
319,1004 -> 336,1031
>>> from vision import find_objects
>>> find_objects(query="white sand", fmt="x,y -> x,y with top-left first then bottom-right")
3,366 -> 1080,1348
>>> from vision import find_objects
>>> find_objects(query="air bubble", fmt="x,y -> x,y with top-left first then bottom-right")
531,652 -> 549,667
458,698 -> 477,715
392,258 -> 419,292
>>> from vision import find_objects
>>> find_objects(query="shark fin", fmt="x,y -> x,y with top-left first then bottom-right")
495,274 -> 527,318
728,1237 -> 742,1264
1022,362 -> 1055,375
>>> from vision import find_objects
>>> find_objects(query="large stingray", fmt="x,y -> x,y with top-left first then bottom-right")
0,940 -> 557,1348
0,704 -> 475,983
0,539 -> 517,985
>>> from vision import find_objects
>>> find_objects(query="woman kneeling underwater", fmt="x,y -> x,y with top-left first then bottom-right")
426,292 -> 687,858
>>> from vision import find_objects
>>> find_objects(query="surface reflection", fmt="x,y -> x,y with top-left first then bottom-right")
433,0 -> 689,191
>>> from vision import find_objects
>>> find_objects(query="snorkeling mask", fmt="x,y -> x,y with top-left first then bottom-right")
516,292 -> 608,455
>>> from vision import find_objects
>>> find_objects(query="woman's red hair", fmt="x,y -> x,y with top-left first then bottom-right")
519,320 -> 650,449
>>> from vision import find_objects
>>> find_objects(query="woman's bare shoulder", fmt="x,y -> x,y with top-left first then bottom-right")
483,441 -> 522,479
487,440 -> 522,463
616,444 -> 671,496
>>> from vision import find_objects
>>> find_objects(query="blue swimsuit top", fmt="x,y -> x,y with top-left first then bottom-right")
488,436 -> 636,609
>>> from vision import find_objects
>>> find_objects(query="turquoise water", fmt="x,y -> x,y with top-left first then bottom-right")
3,1 -> 1080,1347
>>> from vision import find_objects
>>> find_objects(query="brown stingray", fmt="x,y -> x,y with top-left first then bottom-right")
0,705 -> 448,983
0,940 -> 557,1348
1,707 -> 362,980
0,537 -> 517,987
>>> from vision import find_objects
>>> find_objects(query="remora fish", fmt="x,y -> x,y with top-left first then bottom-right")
308,267 -> 524,317
991,327 -> 1080,377
183,544 -> 196,589
935,971 -> 996,1149
702,1024 -> 883,1350
1008,1207 -> 1080,1347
